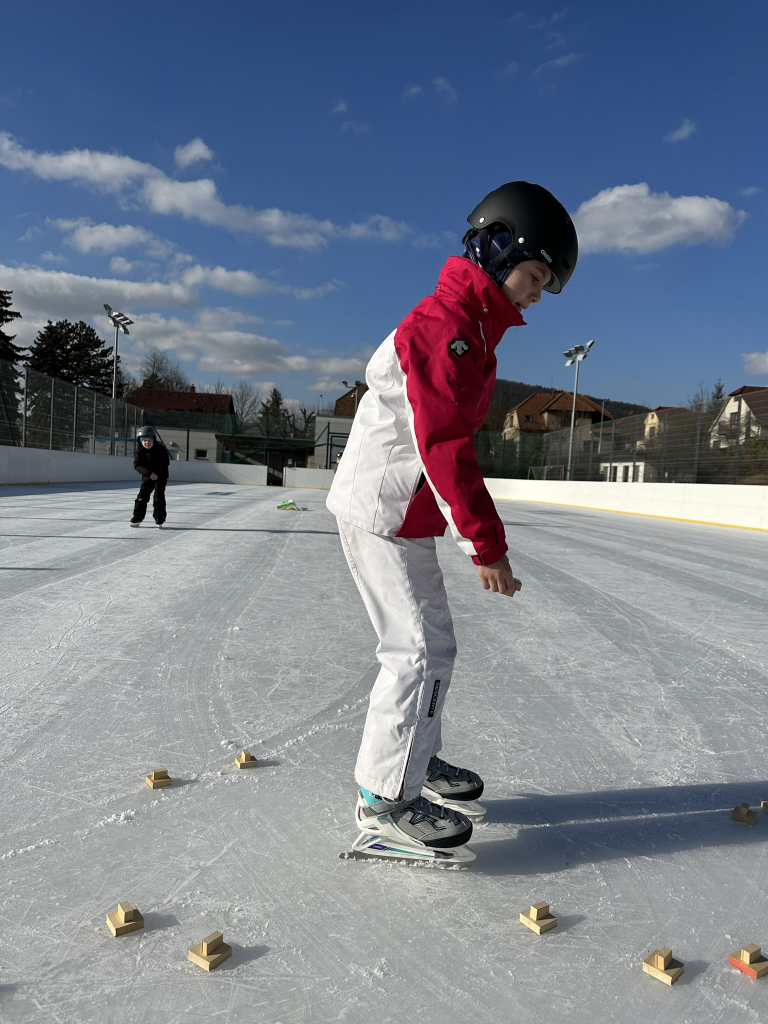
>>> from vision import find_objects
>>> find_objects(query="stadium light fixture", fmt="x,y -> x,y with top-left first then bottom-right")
342,379 -> 366,414
104,304 -> 134,455
563,340 -> 595,481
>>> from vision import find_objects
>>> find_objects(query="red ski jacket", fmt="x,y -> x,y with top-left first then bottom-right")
326,256 -> 525,565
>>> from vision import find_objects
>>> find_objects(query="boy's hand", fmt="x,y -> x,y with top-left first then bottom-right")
477,555 -> 518,596
150,472 -> 158,481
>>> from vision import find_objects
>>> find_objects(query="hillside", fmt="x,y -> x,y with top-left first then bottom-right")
483,378 -> 650,431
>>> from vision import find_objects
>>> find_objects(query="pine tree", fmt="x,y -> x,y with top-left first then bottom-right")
0,290 -> 23,363
0,290 -> 23,444
26,320 -> 118,391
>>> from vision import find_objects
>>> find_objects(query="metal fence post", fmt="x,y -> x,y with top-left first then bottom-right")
692,405 -> 703,483
608,420 -> 615,481
660,409 -> 668,482
22,366 -> 28,447
73,386 -> 78,451
49,377 -> 55,450
733,395 -> 742,484
92,392 -> 97,453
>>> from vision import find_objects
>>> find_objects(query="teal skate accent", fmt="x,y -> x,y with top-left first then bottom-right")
360,787 -> 380,806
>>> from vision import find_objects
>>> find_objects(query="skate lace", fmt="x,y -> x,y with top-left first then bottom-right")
433,756 -> 462,779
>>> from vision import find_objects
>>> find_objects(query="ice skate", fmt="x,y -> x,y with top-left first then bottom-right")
421,755 -> 487,821
129,520 -> 141,528
340,790 -> 476,868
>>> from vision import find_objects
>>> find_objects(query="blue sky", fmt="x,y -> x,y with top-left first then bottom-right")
1,1 -> 766,410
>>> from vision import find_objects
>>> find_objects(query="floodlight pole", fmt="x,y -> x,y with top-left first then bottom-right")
103,304 -> 134,455
567,359 -> 582,482
564,340 -> 595,482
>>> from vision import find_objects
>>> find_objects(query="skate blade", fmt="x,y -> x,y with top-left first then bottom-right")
421,790 -> 487,822
340,834 -> 475,869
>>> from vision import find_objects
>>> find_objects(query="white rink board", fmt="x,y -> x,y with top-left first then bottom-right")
0,483 -> 767,1024
487,478 -> 768,531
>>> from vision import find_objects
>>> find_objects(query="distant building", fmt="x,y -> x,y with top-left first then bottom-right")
709,386 -> 768,449
502,390 -> 612,441
132,386 -> 235,462
311,384 -> 369,469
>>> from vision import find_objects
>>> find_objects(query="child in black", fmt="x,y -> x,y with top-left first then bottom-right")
131,426 -> 171,527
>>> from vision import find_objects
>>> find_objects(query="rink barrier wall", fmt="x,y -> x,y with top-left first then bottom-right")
283,467 -> 337,489
486,479 -> 768,531
0,447 -> 268,486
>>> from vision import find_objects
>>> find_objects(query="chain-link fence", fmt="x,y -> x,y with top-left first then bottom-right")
477,404 -> 768,485
0,356 -> 144,455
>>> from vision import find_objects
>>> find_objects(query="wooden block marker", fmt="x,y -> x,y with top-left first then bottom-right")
106,901 -> 145,937
235,749 -> 258,769
729,944 -> 768,980
188,930 -> 232,971
146,769 -> 172,789
642,947 -> 684,985
732,802 -> 757,824
519,900 -> 558,934
761,800 -> 768,814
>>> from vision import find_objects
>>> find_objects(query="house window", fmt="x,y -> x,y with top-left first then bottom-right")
633,465 -> 640,482
622,465 -> 630,482
194,449 -> 208,460
730,411 -> 739,428
648,426 -> 656,439
523,414 -> 533,422
611,466 -> 618,481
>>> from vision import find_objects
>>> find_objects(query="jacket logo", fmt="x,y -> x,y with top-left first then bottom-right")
449,338 -> 470,357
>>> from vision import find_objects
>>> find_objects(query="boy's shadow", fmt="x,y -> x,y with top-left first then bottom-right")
477,781 -> 768,876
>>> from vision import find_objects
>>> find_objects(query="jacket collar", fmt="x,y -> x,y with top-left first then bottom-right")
434,256 -> 526,335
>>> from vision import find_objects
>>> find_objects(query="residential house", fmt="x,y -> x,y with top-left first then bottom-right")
709,386 -> 768,449
502,390 -> 612,441
311,384 -> 369,469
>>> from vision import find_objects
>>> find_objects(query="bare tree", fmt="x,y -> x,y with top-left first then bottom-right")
138,346 -> 191,391
231,379 -> 262,433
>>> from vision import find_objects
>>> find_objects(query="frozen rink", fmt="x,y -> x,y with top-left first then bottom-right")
1,481 -> 767,1024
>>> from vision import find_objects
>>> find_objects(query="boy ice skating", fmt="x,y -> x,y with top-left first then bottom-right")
328,182 -> 578,866
131,425 -> 171,527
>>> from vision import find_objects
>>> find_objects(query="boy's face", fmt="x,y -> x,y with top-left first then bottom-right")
141,438 -> 154,448
501,261 -> 552,312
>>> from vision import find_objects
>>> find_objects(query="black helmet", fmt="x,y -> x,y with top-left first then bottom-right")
464,181 -> 578,294
136,425 -> 157,441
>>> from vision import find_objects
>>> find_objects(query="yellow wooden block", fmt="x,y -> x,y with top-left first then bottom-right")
189,931 -> 232,971
732,803 -> 757,824
107,903 -> 144,937
520,902 -> 558,934
235,750 -> 258,769
643,948 -> 684,985
761,801 -> 768,814
146,769 -> 173,789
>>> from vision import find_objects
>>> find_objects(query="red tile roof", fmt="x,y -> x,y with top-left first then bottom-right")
132,389 -> 234,414
510,390 -> 613,432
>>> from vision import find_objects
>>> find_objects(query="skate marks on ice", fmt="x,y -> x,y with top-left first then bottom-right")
474,781 -> 768,876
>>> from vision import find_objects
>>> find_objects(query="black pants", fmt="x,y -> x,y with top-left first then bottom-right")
133,477 -> 167,523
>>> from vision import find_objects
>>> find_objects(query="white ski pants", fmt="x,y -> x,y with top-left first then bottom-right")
337,518 -> 457,802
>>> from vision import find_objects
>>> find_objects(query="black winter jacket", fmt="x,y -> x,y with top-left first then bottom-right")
134,442 -> 171,480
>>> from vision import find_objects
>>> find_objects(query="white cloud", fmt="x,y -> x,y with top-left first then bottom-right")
110,256 -> 134,275
664,119 -> 696,143
332,101 -> 348,114
529,7 -> 569,28
573,183 -> 747,254
501,62 -> 519,76
341,121 -> 370,135
740,186 -> 762,197
174,137 -> 214,169
433,77 -> 457,102
743,351 -> 768,375
40,251 -> 67,264
180,263 -> 342,300
0,131 -> 408,252
126,309 -> 368,382
18,225 -> 41,242
534,51 -> 583,74
403,85 -> 423,99
50,217 -> 169,256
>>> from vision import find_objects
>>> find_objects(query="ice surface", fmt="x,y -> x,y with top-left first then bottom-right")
0,481 -> 766,1023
